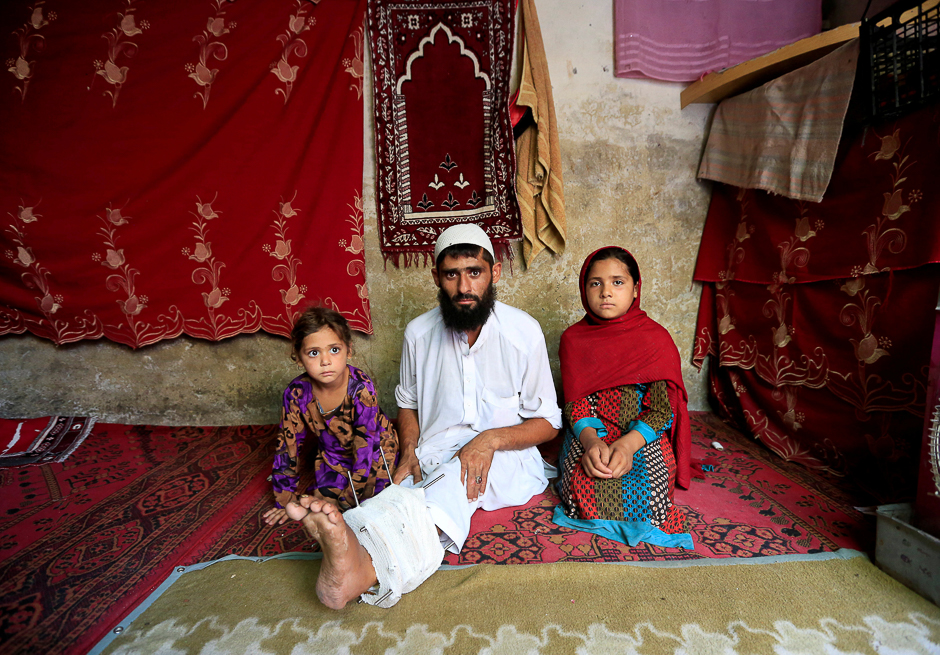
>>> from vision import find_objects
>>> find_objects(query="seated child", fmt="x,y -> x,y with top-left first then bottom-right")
263,307 -> 399,525
553,246 -> 693,550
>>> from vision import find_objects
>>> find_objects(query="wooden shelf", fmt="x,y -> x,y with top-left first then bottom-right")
680,22 -> 860,108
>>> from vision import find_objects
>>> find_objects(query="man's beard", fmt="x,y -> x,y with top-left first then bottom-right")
438,282 -> 497,332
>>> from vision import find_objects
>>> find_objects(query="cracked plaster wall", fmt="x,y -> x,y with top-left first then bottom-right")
0,1 -> 714,425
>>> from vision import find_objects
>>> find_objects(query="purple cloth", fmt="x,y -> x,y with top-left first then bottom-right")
272,365 -> 399,511
614,0 -> 821,82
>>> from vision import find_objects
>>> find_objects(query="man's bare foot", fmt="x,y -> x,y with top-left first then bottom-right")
285,499 -> 378,610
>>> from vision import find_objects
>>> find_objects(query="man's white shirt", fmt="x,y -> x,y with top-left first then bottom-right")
395,300 -> 562,466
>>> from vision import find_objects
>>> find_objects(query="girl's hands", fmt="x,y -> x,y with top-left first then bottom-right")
581,439 -> 612,477
579,429 -> 646,479
579,427 -> 613,478
262,506 -> 291,526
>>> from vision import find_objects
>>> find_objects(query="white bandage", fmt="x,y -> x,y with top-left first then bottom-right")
343,484 -> 444,608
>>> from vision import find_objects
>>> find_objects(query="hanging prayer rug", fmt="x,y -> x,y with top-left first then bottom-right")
368,0 -> 521,266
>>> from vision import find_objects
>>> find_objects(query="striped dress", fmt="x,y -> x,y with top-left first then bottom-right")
555,381 -> 691,548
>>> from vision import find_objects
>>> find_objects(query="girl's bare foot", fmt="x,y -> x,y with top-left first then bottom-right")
285,499 -> 378,609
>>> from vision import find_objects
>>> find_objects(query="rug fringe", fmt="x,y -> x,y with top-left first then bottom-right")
382,239 -> 519,272
493,240 -> 515,274
383,251 -> 434,269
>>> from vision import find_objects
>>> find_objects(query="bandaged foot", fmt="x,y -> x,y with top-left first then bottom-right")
343,485 -> 445,608
285,499 -> 378,610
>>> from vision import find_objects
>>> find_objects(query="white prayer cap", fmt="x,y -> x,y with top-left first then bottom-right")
433,224 -> 495,264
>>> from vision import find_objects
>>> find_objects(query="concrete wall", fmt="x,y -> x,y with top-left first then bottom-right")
0,1 -> 713,425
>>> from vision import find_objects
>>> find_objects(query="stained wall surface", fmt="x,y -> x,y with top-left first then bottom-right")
0,1 -> 713,424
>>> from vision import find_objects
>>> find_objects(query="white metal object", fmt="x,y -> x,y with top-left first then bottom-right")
929,405 -> 940,497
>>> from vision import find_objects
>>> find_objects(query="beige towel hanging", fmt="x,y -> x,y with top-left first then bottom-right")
514,0 -> 566,266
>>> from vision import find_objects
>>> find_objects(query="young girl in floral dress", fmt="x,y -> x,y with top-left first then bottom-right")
263,307 -> 398,525
554,246 -> 693,549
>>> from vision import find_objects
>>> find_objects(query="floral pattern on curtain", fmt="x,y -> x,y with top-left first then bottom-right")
0,0 -> 371,348
693,106 -> 940,501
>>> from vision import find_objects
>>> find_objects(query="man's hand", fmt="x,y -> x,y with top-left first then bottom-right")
393,449 -> 422,484
453,418 -> 555,498
455,431 -> 497,500
393,408 -> 423,484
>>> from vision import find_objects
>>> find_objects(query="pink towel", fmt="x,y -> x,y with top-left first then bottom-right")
615,0 -> 821,82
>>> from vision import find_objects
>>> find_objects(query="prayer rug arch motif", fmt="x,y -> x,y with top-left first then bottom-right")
368,0 -> 521,266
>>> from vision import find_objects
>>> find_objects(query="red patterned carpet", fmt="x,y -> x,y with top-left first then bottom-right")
0,424 -> 274,655
212,412 -> 874,563
452,412 -> 873,564
0,413 -> 875,655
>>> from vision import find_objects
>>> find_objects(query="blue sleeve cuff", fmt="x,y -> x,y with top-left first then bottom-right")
572,417 -> 607,439
627,420 -> 659,445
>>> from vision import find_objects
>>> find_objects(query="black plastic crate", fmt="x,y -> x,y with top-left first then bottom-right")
862,0 -> 940,120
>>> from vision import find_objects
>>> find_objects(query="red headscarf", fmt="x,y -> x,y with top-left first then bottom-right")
559,246 -> 691,489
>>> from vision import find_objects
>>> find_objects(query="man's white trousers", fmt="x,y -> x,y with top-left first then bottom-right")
347,446 -> 547,607
402,445 -> 548,553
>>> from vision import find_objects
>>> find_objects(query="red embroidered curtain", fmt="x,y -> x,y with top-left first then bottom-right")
693,106 -> 940,501
0,0 -> 371,348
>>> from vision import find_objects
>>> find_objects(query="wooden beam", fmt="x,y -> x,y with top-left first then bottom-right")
680,22 -> 860,108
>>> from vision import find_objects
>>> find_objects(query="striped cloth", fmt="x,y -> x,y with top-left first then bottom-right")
698,39 -> 859,203
614,0 -> 821,82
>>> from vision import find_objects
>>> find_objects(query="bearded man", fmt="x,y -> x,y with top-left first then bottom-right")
285,224 -> 561,610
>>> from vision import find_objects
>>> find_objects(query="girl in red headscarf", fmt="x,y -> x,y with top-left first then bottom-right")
553,247 -> 693,549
